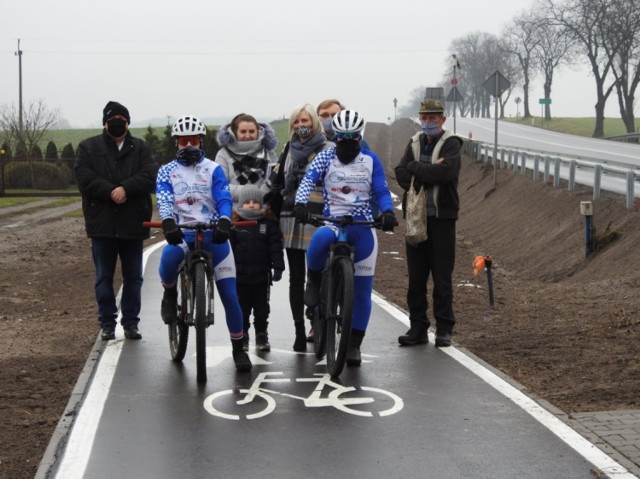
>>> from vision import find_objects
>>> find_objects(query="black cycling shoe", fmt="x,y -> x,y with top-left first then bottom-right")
161,287 -> 178,324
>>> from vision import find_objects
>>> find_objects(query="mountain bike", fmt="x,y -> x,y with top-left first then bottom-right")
144,220 -> 253,383
307,215 -> 381,378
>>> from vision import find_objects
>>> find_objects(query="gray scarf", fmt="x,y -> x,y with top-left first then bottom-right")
282,132 -> 326,200
236,208 -> 265,221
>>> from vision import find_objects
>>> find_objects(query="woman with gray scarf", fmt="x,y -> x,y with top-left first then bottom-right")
215,113 -> 278,206
268,103 -> 333,351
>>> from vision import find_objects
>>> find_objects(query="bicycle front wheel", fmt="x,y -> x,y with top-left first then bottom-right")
169,269 -> 189,361
194,262 -> 209,383
325,256 -> 354,377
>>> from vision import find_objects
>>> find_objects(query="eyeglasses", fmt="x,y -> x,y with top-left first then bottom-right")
335,132 -> 361,140
177,135 -> 201,147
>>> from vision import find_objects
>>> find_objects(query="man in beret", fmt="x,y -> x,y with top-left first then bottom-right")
74,101 -> 158,341
394,99 -> 463,348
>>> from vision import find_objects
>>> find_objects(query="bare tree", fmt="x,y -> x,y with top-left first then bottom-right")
501,11 -> 541,119
532,16 -> 578,120
398,86 -> 428,119
602,0 -> 640,133
450,32 -> 505,118
0,100 -> 60,158
546,0 -> 616,137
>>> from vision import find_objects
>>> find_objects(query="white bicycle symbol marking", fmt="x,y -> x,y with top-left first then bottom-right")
203,372 -> 404,420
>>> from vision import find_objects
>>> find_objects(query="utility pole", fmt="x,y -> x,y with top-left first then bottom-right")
15,39 -> 23,134
393,98 -> 398,121
451,54 -> 460,134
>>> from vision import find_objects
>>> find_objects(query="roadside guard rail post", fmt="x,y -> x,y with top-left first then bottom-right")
461,138 -> 640,210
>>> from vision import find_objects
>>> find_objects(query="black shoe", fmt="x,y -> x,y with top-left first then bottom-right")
161,287 -> 178,324
306,327 -> 314,343
346,342 -> 362,367
346,329 -> 364,367
293,322 -> 307,352
101,326 -> 115,341
398,327 -> 428,346
242,333 -> 250,352
124,325 -> 142,340
233,350 -> 252,371
435,332 -> 452,348
256,332 -> 271,352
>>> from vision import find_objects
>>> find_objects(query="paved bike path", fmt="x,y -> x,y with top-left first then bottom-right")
44,244 -> 635,478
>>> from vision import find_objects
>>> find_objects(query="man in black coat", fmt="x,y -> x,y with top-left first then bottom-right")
75,101 -> 158,340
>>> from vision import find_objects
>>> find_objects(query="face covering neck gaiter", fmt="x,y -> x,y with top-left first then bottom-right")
335,139 -> 361,164
106,118 -> 127,138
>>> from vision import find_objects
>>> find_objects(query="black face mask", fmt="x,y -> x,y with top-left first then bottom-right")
176,147 -> 204,166
335,139 -> 361,164
106,118 -> 128,138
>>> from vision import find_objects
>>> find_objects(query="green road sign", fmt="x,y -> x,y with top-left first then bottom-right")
539,98 -> 552,105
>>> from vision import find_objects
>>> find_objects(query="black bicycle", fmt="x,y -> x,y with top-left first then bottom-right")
307,215 -> 381,377
144,220 -> 253,383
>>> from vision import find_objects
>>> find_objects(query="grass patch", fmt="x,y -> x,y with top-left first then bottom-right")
0,197 -> 43,208
506,116 -> 640,137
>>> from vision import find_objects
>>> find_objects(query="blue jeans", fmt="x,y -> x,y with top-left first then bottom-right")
91,238 -> 144,328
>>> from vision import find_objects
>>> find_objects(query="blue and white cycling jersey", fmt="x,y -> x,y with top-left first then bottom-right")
156,157 -> 233,225
294,147 -> 393,219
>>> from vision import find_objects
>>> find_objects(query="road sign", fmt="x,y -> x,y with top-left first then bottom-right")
483,70 -> 510,98
539,98 -> 552,105
446,86 -> 464,102
451,77 -> 458,85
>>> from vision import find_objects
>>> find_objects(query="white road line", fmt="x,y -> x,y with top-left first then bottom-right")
371,293 -> 637,478
54,241 -> 165,479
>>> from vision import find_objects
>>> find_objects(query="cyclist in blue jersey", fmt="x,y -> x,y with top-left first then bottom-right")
155,115 -> 251,371
292,110 -> 397,366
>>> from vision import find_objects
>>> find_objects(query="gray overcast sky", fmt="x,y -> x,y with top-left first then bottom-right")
1,0 -> 623,128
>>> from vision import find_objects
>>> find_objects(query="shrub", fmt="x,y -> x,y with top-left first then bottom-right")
4,160 -> 72,190
61,143 -> 75,159
45,141 -> 58,160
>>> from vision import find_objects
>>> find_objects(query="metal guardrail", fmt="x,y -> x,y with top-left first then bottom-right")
606,133 -> 640,144
462,140 -> 640,210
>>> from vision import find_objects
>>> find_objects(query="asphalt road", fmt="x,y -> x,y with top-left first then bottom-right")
36,241 -> 638,478
454,117 -> 640,169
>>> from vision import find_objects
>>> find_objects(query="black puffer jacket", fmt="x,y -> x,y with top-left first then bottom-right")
75,130 -> 158,239
230,215 -> 285,285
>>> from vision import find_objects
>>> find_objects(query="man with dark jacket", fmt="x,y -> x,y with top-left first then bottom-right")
394,99 -> 463,348
75,101 -> 158,341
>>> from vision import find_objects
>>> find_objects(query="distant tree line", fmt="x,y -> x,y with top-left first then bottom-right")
399,0 -> 640,137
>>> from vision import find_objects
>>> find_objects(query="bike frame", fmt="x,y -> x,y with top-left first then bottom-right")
309,215 -> 379,377
143,220 -> 254,383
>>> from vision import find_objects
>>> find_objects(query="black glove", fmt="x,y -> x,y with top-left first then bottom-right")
162,218 -> 183,245
379,211 -> 398,232
294,204 -> 311,224
272,270 -> 283,282
213,217 -> 232,244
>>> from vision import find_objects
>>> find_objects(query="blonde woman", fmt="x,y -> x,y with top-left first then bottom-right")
269,103 -> 333,351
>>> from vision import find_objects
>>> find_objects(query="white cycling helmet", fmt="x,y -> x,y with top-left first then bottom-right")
331,109 -> 365,138
172,115 -> 207,137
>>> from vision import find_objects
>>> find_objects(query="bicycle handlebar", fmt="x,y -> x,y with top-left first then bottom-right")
307,214 -> 381,229
142,220 -> 257,229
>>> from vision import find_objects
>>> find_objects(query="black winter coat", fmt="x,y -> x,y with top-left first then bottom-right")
230,216 -> 285,285
75,130 -> 158,240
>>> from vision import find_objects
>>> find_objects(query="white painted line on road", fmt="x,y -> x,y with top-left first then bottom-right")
371,292 -> 637,478
54,241 -> 165,479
